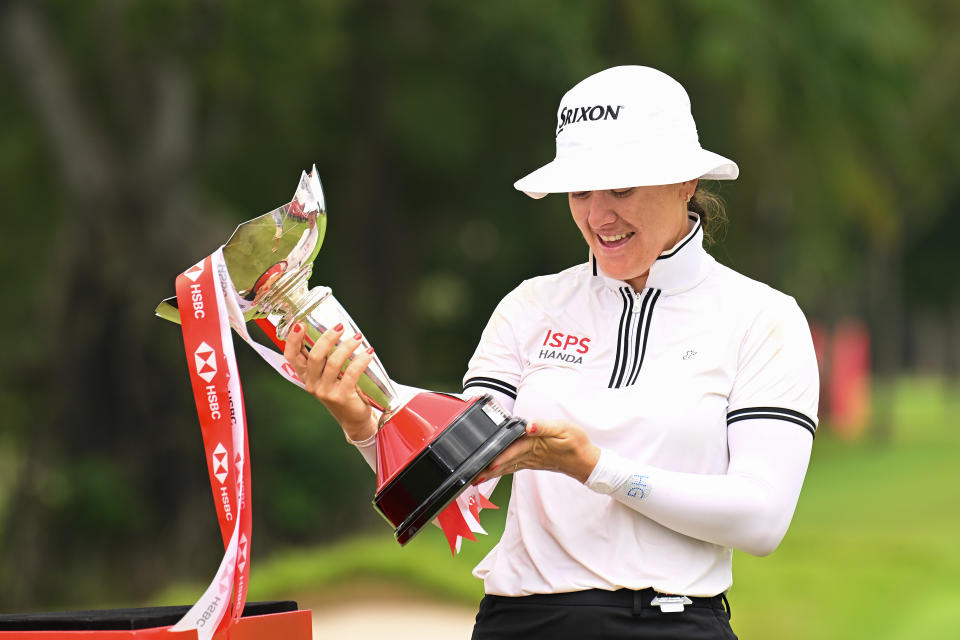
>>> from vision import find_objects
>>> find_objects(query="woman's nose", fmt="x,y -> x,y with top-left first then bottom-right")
586,193 -> 618,227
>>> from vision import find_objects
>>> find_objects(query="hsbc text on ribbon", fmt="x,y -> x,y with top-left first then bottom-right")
190,283 -> 206,319
205,384 -> 222,420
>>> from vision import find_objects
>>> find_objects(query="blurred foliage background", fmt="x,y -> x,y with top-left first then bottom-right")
1,0 -> 958,635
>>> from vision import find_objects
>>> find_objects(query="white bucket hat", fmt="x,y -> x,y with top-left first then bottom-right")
514,65 -> 738,198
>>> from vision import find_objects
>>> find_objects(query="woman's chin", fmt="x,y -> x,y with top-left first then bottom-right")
594,257 -> 650,284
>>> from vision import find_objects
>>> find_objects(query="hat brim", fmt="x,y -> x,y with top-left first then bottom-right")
514,148 -> 738,199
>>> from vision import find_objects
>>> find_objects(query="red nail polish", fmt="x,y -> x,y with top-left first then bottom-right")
333,323 -> 343,332
292,324 -> 301,334
353,333 -> 362,341
491,464 -> 499,470
366,347 -> 375,354
476,477 -> 486,484
529,424 -> 538,433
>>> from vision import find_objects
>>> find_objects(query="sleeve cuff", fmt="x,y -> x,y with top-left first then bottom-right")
585,448 -> 623,494
350,437 -> 377,472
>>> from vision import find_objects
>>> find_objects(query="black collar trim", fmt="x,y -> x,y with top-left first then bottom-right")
656,214 -> 701,261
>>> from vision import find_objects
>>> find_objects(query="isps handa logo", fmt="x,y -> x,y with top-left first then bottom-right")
538,329 -> 591,365
557,104 -> 624,135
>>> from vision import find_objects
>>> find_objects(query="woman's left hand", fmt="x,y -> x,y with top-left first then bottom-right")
478,419 -> 601,484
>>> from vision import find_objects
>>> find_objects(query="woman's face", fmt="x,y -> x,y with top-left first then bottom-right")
568,180 -> 696,291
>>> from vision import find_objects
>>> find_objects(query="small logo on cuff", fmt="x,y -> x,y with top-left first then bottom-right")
626,474 -> 648,499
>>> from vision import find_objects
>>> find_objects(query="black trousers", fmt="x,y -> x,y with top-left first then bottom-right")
471,588 -> 737,640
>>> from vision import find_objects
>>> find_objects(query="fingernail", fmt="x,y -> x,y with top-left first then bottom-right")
476,477 -> 486,484
491,464 -> 499,470
292,324 -> 301,334
529,424 -> 538,433
333,323 -> 343,332
366,347 -> 375,354
353,333 -> 362,341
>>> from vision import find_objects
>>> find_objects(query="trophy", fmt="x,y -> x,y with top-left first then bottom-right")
157,167 -> 526,546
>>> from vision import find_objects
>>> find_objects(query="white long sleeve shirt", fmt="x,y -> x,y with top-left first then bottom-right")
462,215 -> 819,597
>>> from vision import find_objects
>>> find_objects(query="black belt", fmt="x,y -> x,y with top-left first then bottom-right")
485,588 -> 729,615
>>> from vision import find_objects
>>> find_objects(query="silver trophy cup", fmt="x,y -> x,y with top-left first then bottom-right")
158,168 -> 525,545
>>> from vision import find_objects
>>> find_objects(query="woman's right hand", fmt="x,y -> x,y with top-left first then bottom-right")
283,322 -> 378,442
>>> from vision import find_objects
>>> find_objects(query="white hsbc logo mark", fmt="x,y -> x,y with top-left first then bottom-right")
212,442 -> 233,522
194,341 -> 217,383
195,342 -> 223,421
212,442 -> 228,484
184,260 -> 205,282
238,532 -> 248,572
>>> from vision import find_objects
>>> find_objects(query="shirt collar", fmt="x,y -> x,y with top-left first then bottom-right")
590,213 -> 714,295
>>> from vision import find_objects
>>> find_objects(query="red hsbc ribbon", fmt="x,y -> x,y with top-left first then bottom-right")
171,249 -> 498,588
171,253 -> 252,638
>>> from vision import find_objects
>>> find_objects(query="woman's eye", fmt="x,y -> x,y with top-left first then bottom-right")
611,189 -> 634,198
571,191 -> 592,199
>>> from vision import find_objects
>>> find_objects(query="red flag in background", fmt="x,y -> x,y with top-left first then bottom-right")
828,320 -> 872,438
809,319 -> 873,439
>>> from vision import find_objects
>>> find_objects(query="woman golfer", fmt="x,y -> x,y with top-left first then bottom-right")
285,65 -> 819,640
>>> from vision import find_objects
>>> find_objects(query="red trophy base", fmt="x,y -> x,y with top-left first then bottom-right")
373,393 -> 526,544
0,602 -> 311,640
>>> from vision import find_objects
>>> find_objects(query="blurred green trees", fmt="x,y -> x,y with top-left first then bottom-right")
1,0 -> 958,610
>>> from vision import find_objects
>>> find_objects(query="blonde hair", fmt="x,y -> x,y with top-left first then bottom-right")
689,181 -> 728,246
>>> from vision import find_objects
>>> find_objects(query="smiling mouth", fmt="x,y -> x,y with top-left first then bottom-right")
597,232 -> 635,248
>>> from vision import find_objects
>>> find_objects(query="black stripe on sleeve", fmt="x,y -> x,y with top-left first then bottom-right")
463,376 -> 518,400
727,407 -> 817,438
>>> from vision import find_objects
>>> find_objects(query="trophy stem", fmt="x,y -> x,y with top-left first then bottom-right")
253,265 -> 400,415
253,263 -> 317,328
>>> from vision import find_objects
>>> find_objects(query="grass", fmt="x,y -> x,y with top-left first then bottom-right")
153,489 -> 509,609
156,377 -> 960,639
728,377 -> 960,639
731,437 -> 960,637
